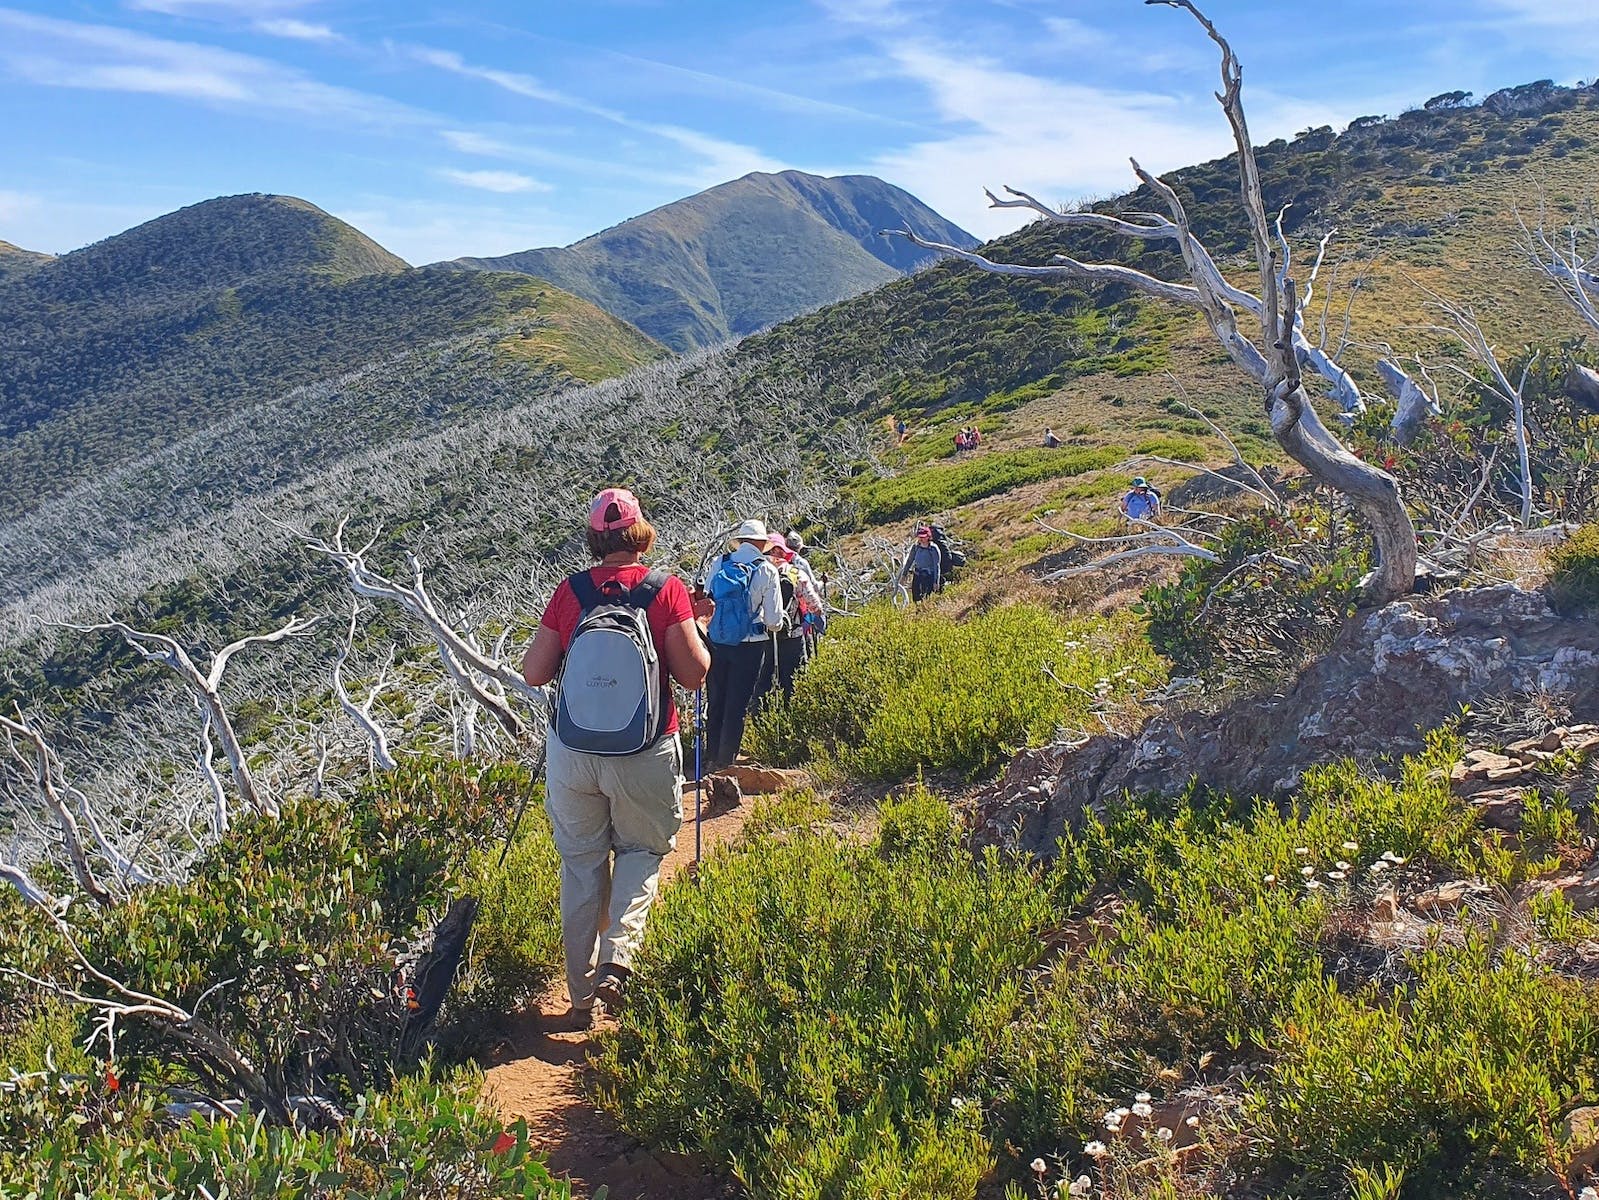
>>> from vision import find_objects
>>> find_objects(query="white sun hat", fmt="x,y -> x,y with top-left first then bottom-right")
730,518 -> 772,547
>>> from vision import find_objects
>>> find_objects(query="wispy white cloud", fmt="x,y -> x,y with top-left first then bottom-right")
411,43 -> 783,187
0,8 -> 417,126
440,128 -> 518,157
253,18 -> 340,43
127,0 -> 313,13
860,41 -> 1244,240
437,167 -> 550,194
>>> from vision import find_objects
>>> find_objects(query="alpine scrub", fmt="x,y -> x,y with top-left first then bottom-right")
594,789 -> 1052,1200
748,602 -> 1162,781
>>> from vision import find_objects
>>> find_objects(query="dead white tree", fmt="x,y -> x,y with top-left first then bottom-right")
2,708 -> 113,907
1418,286 -> 1539,528
62,615 -> 320,823
883,0 -> 1418,603
1521,198 -> 1599,334
332,603 -> 398,773
300,520 -> 545,740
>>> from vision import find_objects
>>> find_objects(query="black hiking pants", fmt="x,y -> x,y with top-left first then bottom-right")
705,639 -> 770,772
911,569 -> 938,602
755,634 -> 807,710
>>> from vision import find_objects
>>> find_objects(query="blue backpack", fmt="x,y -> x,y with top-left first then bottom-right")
706,557 -> 759,646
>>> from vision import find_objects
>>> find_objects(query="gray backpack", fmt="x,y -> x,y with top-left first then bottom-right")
553,569 -> 668,755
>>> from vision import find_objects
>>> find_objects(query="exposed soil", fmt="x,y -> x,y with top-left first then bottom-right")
481,783 -> 752,1200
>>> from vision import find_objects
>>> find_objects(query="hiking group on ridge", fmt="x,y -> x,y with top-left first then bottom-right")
522,489 -> 828,1018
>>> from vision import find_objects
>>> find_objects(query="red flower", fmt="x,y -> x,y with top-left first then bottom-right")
491,1131 -> 517,1155
105,1065 -> 120,1093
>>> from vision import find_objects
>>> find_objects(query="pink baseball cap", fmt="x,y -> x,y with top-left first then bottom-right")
588,487 -> 643,531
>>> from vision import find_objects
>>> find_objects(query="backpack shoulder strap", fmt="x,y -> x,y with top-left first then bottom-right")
568,570 -> 602,613
628,568 -> 668,610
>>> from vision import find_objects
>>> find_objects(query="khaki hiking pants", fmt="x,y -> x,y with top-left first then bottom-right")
545,733 -> 683,1009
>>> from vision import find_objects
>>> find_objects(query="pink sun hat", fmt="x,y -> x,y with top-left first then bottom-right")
588,487 -> 643,531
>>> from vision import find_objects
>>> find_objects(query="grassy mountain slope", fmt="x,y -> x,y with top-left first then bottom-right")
444,170 -> 977,352
7,82 -> 1599,647
0,239 -> 52,282
0,194 -> 662,518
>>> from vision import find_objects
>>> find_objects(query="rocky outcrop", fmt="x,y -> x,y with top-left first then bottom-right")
973,586 -> 1599,856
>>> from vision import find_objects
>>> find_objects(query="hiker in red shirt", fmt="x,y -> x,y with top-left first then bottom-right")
522,488 -> 709,1016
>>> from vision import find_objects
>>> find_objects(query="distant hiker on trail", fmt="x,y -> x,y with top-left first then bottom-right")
521,487 -> 709,1018
899,524 -> 943,603
1119,476 -> 1162,522
1042,426 -> 1061,448
699,519 -> 783,773
895,416 -> 909,445
968,426 -> 983,450
954,427 -> 973,453
756,537 -> 826,704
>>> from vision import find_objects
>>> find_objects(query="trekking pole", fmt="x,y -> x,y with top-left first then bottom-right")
693,687 -> 704,864
498,733 -> 549,869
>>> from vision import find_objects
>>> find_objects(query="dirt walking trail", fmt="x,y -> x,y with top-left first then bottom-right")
482,784 -> 750,1200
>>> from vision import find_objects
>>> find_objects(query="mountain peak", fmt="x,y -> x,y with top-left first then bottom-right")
443,169 -> 975,351
13,193 -> 407,306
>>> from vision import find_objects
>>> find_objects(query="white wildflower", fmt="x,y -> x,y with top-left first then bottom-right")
1301,865 -> 1315,877
1305,879 -> 1323,890
950,1096 -> 965,1110
1264,873 -> 1277,885
1084,1140 -> 1108,1158
1131,1102 -> 1153,1117
1294,847 -> 1310,856
1068,1176 -> 1093,1197
1155,1126 -> 1174,1141
1335,860 -> 1351,871
1368,861 -> 1389,873
1342,840 -> 1360,852
1104,1114 -> 1123,1131
1114,1106 -> 1131,1117
1185,1115 -> 1201,1128
1134,1091 -> 1152,1103
1031,1156 -> 1048,1174
1327,870 -> 1347,881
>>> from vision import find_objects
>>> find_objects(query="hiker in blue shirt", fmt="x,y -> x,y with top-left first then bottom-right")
699,519 -> 784,773
1119,476 -> 1162,522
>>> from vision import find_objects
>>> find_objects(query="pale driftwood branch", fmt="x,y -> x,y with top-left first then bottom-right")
195,703 -> 229,838
300,520 -> 544,739
1376,357 -> 1441,446
0,709 -> 112,907
1518,199 -> 1599,333
61,616 -> 317,819
1418,285 -> 1538,527
332,603 -> 398,773
0,861 -> 53,908
1032,513 -> 1221,579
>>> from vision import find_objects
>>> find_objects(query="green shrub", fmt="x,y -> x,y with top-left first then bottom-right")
0,1066 -> 567,1199
1548,523 -> 1599,614
594,790 -> 1050,1199
1250,939 -> 1599,1194
748,604 -> 1162,781
989,734 -> 1483,1167
1140,508 -> 1367,683
0,756 -> 553,1110
847,446 -> 1123,524
455,803 -> 564,1024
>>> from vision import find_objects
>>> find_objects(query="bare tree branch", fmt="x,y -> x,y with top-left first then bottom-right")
0,709 -> 112,907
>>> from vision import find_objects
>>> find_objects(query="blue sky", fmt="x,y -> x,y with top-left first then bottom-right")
1,0 -> 1593,264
